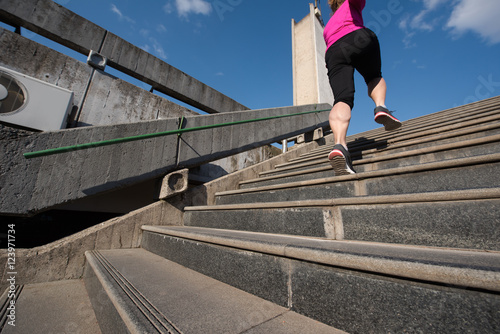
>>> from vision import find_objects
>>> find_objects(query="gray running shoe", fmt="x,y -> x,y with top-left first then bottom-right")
328,144 -> 356,175
374,106 -> 402,131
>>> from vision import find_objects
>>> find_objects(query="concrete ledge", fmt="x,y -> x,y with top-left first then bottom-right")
142,225 -> 500,292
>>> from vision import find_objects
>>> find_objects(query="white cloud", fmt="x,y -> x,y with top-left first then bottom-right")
163,2 -> 174,15
110,4 -> 135,24
139,29 -> 168,60
141,38 -> 168,60
423,0 -> 447,11
408,0 -> 447,31
157,24 -> 167,33
398,0 -> 445,49
168,0 -> 212,17
446,0 -> 500,45
152,39 -> 168,60
398,0 -> 500,47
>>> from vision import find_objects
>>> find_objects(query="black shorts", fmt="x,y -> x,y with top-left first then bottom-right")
325,28 -> 382,110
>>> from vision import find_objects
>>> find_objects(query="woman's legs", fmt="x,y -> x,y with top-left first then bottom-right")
367,77 -> 386,107
329,77 -> 388,150
329,101 -> 351,149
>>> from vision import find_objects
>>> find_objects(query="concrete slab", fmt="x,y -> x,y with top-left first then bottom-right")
1,280 -> 101,334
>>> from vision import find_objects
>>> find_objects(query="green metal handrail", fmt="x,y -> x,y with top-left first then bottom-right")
23,108 -> 330,159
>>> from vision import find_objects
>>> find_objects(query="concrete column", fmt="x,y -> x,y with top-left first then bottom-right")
292,4 -> 333,106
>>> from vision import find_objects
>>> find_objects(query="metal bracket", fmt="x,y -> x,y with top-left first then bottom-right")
87,50 -> 107,70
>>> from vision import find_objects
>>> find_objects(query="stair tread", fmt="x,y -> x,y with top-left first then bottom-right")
249,141 -> 500,187
87,248 -> 344,334
189,188 -> 500,211
143,225 -> 500,292
221,153 -> 500,196
270,131 -> 500,174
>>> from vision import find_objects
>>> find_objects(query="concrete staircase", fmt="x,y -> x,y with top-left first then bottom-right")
4,97 -> 500,333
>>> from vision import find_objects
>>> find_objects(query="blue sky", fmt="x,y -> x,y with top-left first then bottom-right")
6,0 -> 500,136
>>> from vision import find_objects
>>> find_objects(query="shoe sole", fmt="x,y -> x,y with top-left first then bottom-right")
375,112 -> 402,131
328,150 -> 354,175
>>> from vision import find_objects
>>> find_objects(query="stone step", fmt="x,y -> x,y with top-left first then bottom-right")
282,120 -> 500,170
186,188 -> 500,250
0,280 -> 101,334
260,132 -> 500,180
343,99 -> 500,151
299,100 -> 500,161
219,154 -> 500,205
84,248 -> 343,334
297,108 -> 500,164
141,225 -> 500,333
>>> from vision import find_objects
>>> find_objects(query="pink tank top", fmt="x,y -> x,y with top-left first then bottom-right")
323,0 -> 366,50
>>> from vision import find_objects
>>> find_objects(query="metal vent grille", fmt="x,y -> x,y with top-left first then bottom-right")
0,71 -> 26,114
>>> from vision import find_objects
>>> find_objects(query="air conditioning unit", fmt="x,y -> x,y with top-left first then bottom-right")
0,66 -> 74,131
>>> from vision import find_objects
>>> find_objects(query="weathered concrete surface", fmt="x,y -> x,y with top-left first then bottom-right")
218,158 -> 500,204
341,199 -> 500,250
1,280 -> 101,334
189,131 -> 330,207
177,104 -> 330,168
184,207 -> 336,238
0,117 -> 180,216
78,68 -> 196,126
0,0 -> 249,114
291,259 -> 500,334
0,104 -> 330,216
0,0 -> 105,55
184,197 -> 500,250
190,144 -> 282,183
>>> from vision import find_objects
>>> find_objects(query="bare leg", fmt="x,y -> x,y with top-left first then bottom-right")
328,101 -> 351,149
367,77 -> 386,107
369,77 -> 402,131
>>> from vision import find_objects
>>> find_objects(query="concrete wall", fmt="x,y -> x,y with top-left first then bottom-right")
292,4 -> 333,106
0,104 -> 330,216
